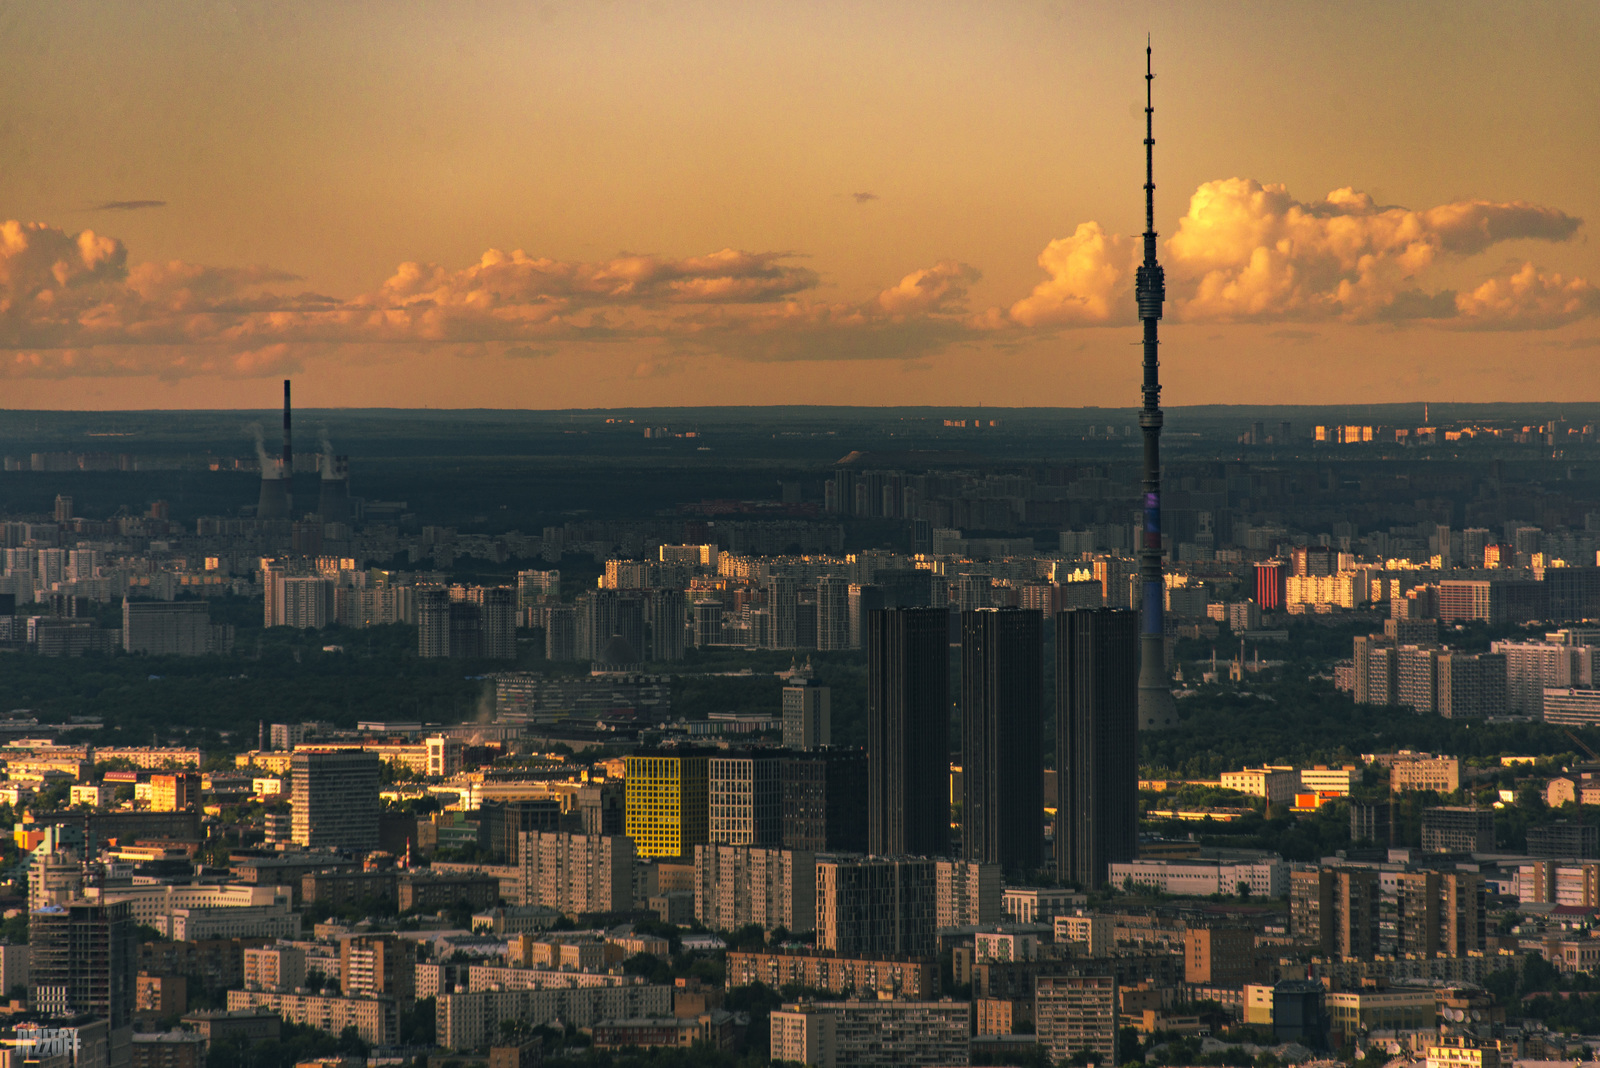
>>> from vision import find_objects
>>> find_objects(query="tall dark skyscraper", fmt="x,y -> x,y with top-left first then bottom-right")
1056,608 -> 1139,888
868,607 -> 950,857
30,900 -> 138,1026
961,607 -> 1043,873
1135,45 -> 1177,731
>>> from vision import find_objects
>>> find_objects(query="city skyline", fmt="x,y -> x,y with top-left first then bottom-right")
2,1 -> 1597,410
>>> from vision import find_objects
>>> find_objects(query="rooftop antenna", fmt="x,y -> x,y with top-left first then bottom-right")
1135,38 -> 1176,731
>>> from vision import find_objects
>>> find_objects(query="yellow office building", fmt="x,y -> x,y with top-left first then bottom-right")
624,752 -> 709,859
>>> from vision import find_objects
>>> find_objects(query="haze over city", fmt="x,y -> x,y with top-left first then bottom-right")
10,7 -> 1600,1068
3,1 -> 1597,409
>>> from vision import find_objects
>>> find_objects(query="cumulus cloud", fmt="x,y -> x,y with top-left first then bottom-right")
1165,178 -> 1585,323
876,261 -> 979,315
1452,262 -> 1599,330
2,176 -> 1592,383
0,221 -> 980,374
1003,222 -> 1136,327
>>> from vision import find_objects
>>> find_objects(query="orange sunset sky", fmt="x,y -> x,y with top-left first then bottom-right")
1,1 -> 1597,410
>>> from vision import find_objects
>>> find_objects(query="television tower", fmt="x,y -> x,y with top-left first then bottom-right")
1135,43 -> 1176,730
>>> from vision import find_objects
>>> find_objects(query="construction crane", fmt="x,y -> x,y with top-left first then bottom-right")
1564,729 -> 1599,763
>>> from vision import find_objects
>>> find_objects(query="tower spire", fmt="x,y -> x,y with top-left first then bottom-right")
1144,37 -> 1156,251
1135,41 -> 1176,731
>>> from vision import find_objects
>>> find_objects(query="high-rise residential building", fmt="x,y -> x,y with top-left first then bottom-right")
577,781 -> 624,837
517,831 -> 636,914
516,569 -> 561,608
867,607 -> 950,858
1437,652 -> 1507,719
770,1000 -> 971,1068
624,750 -> 709,860
691,600 -> 722,648
934,859 -> 1001,929
29,900 -> 138,1026
1492,636 -> 1597,717
243,945 -> 306,991
576,590 -> 646,663
475,587 -> 517,660
478,799 -> 561,864
781,749 -> 868,854
1035,973 -> 1117,1065
815,856 -> 937,957
1396,872 -> 1487,958
1421,806 -> 1495,853
708,752 -> 784,847
766,574 -> 799,650
417,589 -> 451,657
264,571 -> 334,629
645,589 -> 686,661
544,604 -> 577,661
290,748 -> 381,852
1091,558 -> 1133,611
693,845 -> 816,934
1396,645 -> 1439,714
123,601 -> 231,656
782,678 -> 831,750
1353,634 -> 1397,706
961,608 -> 1043,873
269,723 -> 306,750
420,587 -> 516,659
1350,801 -> 1392,846
53,495 -> 72,524
1254,561 -> 1286,611
1526,821 -> 1600,859
847,584 -> 885,650
339,935 -> 415,1004
1185,926 -> 1258,986
816,577 -> 850,651
1289,867 -> 1379,959
1056,609 -> 1138,888
150,772 -> 199,812
1292,546 -> 1337,577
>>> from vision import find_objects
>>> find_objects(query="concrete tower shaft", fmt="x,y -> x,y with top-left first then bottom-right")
1135,44 -> 1176,731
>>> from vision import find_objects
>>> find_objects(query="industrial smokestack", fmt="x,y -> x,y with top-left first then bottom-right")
282,379 -> 292,475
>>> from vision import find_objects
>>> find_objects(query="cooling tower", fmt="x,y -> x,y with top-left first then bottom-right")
256,380 -> 292,520
317,454 -> 352,524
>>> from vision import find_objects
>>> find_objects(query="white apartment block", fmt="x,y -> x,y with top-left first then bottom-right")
974,930 -> 1039,963
167,903 -> 300,941
1492,636 -> 1598,717
1108,858 -> 1287,898
1220,768 -> 1297,805
1001,886 -> 1086,925
1298,765 -> 1359,796
86,883 -> 292,930
1543,688 -> 1600,727
1054,912 -> 1114,956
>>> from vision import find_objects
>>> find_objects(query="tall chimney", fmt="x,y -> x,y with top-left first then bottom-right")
283,379 -> 292,475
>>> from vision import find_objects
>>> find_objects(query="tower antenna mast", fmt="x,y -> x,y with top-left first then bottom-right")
1135,40 -> 1176,731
